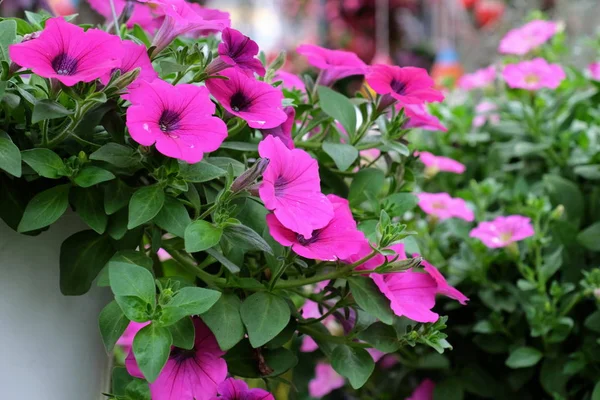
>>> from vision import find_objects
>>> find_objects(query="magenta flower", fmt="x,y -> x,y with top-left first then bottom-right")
458,66 -> 496,90
417,192 -> 474,222
588,62 -> 600,81
417,151 -> 465,175
126,319 -> 227,400
87,0 -> 163,32
502,58 -> 565,91
266,194 -> 365,261
116,321 -> 149,353
275,70 -> 306,92
258,135 -> 333,237
403,104 -> 447,132
126,79 -> 227,163
259,106 -> 296,149
9,17 -> 123,86
473,101 -> 500,128
101,40 -> 157,90
296,44 -> 367,86
366,65 -> 444,109
308,362 -> 345,398
210,378 -> 274,400
187,4 -> 231,37
206,68 -> 287,129
470,215 -> 535,248
499,20 -> 558,55
205,28 -> 265,77
407,379 -> 436,400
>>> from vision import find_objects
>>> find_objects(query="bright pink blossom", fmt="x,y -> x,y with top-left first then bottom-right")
417,151 -> 465,175
87,0 -> 163,31
210,378 -> 274,400
126,79 -> 227,163
9,17 -> 123,86
188,4 -> 231,36
417,192 -> 474,222
266,194 -> 365,261
473,101 -> 500,127
588,62 -> 600,81
126,319 -> 227,400
275,71 -> 306,92
296,44 -> 367,86
258,135 -> 333,238
470,215 -> 535,248
260,106 -> 296,149
206,68 -> 287,129
403,104 -> 447,132
407,379 -> 436,400
499,20 -> 558,55
502,58 -> 565,90
101,40 -> 157,90
308,362 -> 345,398
205,28 -> 265,77
458,66 -> 496,90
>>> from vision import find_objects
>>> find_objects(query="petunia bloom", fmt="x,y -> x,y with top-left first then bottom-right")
407,379 -> 436,400
258,135 -> 333,237
275,70 -> 306,92
502,58 -> 565,91
210,378 -> 274,400
417,151 -> 465,175
206,68 -> 287,129
259,106 -> 295,149
187,4 -> 231,37
499,20 -> 558,55
417,192 -> 474,222
403,104 -> 447,132
87,0 -> 163,32
9,17 -> 123,86
126,319 -> 227,400
473,101 -> 500,127
588,62 -> 600,81
308,362 -> 345,398
205,28 -> 265,77
266,194 -> 365,260
126,79 -> 227,163
296,44 -> 367,86
101,39 -> 158,90
470,215 -> 535,248
458,66 -> 496,90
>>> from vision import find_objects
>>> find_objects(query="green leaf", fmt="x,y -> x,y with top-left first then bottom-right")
21,148 -> 67,179
128,185 -> 165,229
348,276 -> 394,325
318,86 -> 357,136
168,316 -> 195,350
592,382 -> 600,400
384,192 -> 418,216
540,246 -> 563,281
205,248 -> 241,273
18,184 -> 70,232
178,161 -> 226,183
125,379 -> 151,400
543,174 -> 584,225
133,324 -> 173,383
577,222 -> 600,251
0,135 -> 21,177
160,287 -> 221,326
200,293 -> 245,350
584,311 -> 600,333
322,142 -> 359,171
222,224 -> 273,254
71,187 -> 108,234
90,143 -> 140,168
205,157 -> 245,176
59,230 -> 115,295
184,220 -> 223,253
153,197 -> 191,238
224,340 -> 298,378
115,295 -> 151,322
348,168 -> 385,206
241,292 -> 290,348
104,179 -> 134,215
109,262 -> 156,305
357,322 -> 401,352
506,346 -> 543,369
331,345 -> 374,389
0,20 -> 17,62
98,250 -> 154,287
31,99 -> 73,124
434,378 -> 464,400
99,300 -> 130,352
74,166 -> 115,188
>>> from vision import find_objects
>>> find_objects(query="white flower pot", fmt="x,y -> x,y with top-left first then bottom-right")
0,214 -> 111,399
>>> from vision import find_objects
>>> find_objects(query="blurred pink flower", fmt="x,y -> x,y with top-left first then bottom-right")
308,362 -> 345,398
187,4 -> 231,37
210,378 -> 274,400
588,62 -> 600,80
407,379 -> 436,400
403,104 -> 447,132
260,106 -> 296,149
126,79 -> 227,163
473,101 -> 500,127
9,17 -> 122,86
101,40 -> 158,92
417,151 -> 465,175
296,44 -> 367,86
470,215 -> 535,248
417,192 -> 474,222
258,135 -> 333,238
498,20 -> 558,55
87,0 -> 163,32
502,58 -> 565,90
205,28 -> 265,77
458,66 -> 496,90
274,70 -> 306,92
266,194 -> 365,261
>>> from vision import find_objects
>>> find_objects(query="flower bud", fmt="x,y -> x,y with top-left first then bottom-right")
113,68 -> 141,90
119,0 -> 135,25
231,158 -> 270,193
550,205 -> 564,220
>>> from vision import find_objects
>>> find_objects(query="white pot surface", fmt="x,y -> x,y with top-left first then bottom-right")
0,214 -> 110,399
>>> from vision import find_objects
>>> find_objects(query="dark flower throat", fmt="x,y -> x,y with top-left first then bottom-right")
51,53 -> 78,76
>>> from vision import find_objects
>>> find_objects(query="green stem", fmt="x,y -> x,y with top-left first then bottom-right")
298,325 -> 370,348
164,248 -> 226,287
108,0 -> 121,37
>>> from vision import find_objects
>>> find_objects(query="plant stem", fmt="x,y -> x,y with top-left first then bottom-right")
109,0 -> 121,37
164,248 -> 226,287
298,325 -> 370,348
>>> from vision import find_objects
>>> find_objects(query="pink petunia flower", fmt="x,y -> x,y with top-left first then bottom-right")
275,70 -> 306,92
205,28 -> 265,77
499,20 -> 558,55
417,192 -> 474,222
87,0 -> 163,32
502,58 -> 565,91
473,101 -> 500,128
366,65 -> 444,110
116,321 -> 149,353
308,362 -> 345,398
210,378 -> 274,400
470,215 -> 535,248
206,68 -> 287,129
588,62 -> 600,81
407,379 -> 436,400
258,135 -> 333,237
126,318 -> 227,400
259,106 -> 296,149
126,79 -> 227,163
266,194 -> 365,261
403,104 -> 447,132
296,44 -> 367,86
458,66 -> 496,90
187,4 -> 231,37
101,40 -> 158,91
9,17 -> 123,86
417,151 -> 465,175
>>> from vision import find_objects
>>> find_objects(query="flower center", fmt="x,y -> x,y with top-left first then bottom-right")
297,230 -> 320,246
230,91 -> 251,112
274,175 -> 287,197
170,347 -> 196,363
159,109 -> 181,134
390,78 -> 407,95
499,231 -> 513,243
431,201 -> 446,210
51,53 -> 78,76
524,74 -> 540,84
